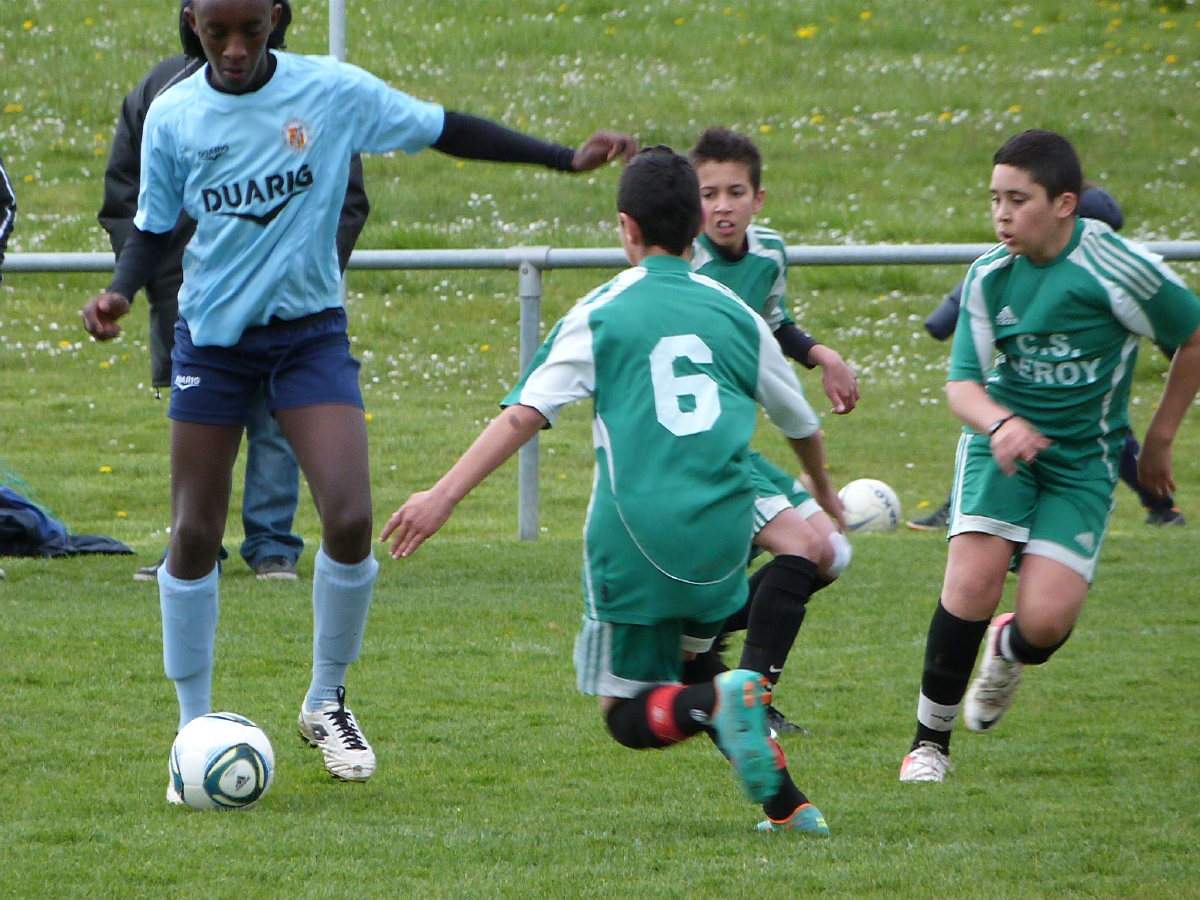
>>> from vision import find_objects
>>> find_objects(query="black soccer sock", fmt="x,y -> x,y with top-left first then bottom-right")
911,599 -> 989,753
1001,618 -> 1073,665
739,555 -> 820,685
762,745 -> 810,821
604,683 -> 716,750
682,646 -> 729,685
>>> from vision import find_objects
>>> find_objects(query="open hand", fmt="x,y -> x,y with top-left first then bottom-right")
380,489 -> 456,559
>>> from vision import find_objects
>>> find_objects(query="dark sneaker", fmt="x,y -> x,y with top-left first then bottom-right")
907,500 -> 950,532
133,552 -> 168,583
765,704 -> 810,738
254,556 -> 298,581
1145,507 -> 1185,527
135,547 -> 228,582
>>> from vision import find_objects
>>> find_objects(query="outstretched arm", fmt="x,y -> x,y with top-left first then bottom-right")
432,111 -> 635,172
1139,325 -> 1200,497
380,403 -> 547,558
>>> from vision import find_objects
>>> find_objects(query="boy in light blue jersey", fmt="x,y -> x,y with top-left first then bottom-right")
382,148 -> 835,836
899,130 -> 1200,784
81,0 -> 635,802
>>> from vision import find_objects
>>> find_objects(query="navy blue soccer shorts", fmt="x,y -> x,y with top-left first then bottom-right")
168,308 -> 363,426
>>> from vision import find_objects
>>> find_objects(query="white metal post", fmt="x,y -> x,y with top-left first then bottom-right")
517,259 -> 543,540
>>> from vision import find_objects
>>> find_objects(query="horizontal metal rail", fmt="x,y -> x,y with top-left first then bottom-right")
8,239 -> 1200,539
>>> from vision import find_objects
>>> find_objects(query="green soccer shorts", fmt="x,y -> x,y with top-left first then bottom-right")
572,614 -> 727,697
750,450 -> 820,535
948,431 -> 1121,582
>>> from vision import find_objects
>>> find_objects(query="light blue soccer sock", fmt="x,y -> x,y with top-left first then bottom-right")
158,563 -> 219,731
305,547 -> 379,711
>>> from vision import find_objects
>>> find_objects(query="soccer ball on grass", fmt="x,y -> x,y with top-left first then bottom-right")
169,712 -> 274,810
838,478 -> 902,533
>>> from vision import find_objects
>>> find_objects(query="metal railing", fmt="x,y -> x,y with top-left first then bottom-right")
7,238 -> 1200,538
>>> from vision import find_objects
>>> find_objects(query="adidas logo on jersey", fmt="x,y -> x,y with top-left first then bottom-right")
996,306 -> 1019,326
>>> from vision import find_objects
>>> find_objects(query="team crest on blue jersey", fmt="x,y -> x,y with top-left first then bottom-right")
283,120 -> 310,151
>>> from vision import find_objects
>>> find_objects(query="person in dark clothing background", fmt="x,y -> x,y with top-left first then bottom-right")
97,0 -> 371,580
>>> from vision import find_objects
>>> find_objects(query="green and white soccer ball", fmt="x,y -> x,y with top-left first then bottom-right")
838,478 -> 902,533
169,712 -> 275,810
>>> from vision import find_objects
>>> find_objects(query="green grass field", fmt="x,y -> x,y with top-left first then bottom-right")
2,1 -> 1199,896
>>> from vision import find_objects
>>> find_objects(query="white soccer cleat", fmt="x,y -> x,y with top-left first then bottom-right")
899,741 -> 953,783
963,612 -> 1023,733
297,686 -> 376,782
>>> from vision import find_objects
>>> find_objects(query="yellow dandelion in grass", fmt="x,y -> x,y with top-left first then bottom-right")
58,340 -> 72,350
809,113 -> 824,125
674,16 -> 686,25
938,111 -> 953,122
23,19 -> 34,30
1107,18 -> 1121,31
479,343 -> 491,352
758,123 -> 772,134
794,24 -> 818,39
99,465 -> 113,474
23,174 -> 34,183
455,160 -> 465,168
956,44 -> 969,54
1032,24 -> 1045,35
557,3 -> 567,12
723,6 -> 734,15
605,25 -> 617,36
4,102 -> 24,114
1012,18 -> 1024,29
1160,20 -> 1176,29
859,10 -> 873,21
1007,104 -> 1022,114
84,16 -> 95,25
364,412 -> 374,423
1165,53 -> 1178,63
116,510 -> 128,519
94,51 -> 104,60
99,360 -> 111,369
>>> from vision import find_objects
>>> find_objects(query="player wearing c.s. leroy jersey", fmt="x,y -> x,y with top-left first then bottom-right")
81,0 -> 635,799
900,129 -> 1200,784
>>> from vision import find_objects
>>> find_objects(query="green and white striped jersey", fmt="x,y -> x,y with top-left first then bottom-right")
691,225 -> 793,329
949,218 -> 1200,443
503,254 -> 819,622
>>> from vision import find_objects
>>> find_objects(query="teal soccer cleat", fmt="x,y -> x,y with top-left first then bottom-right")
756,803 -> 831,836
712,669 -> 782,803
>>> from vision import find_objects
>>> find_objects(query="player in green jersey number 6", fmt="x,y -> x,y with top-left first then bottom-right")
899,130 -> 1200,784
383,147 -> 835,836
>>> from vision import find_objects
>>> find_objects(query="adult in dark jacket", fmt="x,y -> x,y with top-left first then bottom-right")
97,0 -> 370,580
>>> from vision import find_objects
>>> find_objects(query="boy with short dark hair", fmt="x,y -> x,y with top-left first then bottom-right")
383,147 -> 832,834
683,127 -> 852,735
899,129 -> 1200,783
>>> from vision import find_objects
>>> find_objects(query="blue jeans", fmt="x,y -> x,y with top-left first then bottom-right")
240,387 -> 303,568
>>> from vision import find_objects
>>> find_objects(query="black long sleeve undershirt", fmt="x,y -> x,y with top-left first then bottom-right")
775,322 -> 819,368
433,110 -> 576,171
107,227 -> 172,300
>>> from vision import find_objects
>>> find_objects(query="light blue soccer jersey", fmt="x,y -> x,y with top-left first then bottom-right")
135,51 -> 445,346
